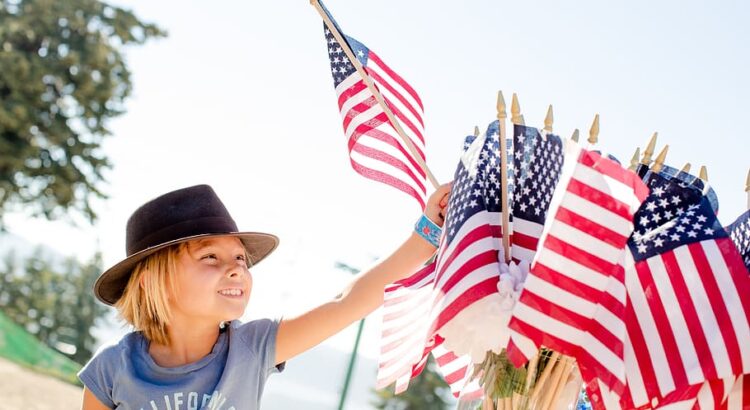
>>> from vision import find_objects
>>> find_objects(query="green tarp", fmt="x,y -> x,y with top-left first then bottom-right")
0,311 -> 81,384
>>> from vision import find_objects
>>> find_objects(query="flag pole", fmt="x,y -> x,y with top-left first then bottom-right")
310,0 -> 439,190
496,91 -> 512,263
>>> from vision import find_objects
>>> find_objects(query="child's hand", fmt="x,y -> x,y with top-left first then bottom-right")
424,182 -> 452,228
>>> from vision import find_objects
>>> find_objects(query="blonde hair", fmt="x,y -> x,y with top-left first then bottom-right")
115,243 -> 186,346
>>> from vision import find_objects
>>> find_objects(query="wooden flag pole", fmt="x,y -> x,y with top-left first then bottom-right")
497,91 -> 512,263
310,0 -> 439,189
746,168 -> 750,210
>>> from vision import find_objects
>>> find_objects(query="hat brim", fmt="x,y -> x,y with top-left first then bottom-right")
94,232 -> 279,306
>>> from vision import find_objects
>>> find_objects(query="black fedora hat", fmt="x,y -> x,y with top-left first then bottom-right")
94,184 -> 279,306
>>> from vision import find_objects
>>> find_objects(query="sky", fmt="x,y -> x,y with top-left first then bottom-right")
5,0 -> 750,370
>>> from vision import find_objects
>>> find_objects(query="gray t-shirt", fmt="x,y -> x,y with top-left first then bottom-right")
78,319 -> 284,410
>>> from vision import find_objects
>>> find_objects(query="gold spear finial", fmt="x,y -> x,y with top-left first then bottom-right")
571,129 -> 580,142
680,163 -> 692,173
474,126 -> 480,137
588,114 -> 600,145
496,91 -> 507,121
628,147 -> 641,171
651,145 -> 669,173
511,93 -> 524,125
544,105 -> 554,132
640,132 -> 658,165
699,165 -> 708,181
746,168 -> 750,193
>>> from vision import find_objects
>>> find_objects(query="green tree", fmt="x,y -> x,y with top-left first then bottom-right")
373,355 -> 453,410
0,0 -> 165,223
0,249 -> 108,364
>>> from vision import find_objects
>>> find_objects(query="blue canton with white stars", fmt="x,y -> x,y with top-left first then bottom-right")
511,124 -> 564,225
726,210 -> 750,274
641,163 -> 720,215
444,123 -> 503,244
628,173 -> 727,261
324,26 -> 369,87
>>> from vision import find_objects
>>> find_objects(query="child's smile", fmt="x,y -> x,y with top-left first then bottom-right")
170,236 -> 253,324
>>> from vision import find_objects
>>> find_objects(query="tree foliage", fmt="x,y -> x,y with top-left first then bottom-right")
0,249 -> 108,364
0,0 -> 164,223
372,355 -> 453,410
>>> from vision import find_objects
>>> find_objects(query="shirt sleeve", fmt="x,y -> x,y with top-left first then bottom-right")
77,343 -> 119,408
236,318 -> 285,378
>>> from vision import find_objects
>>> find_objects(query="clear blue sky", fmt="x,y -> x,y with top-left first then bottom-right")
6,0 -> 750,360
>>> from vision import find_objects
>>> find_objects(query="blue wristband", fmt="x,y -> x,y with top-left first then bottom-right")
415,214 -> 442,247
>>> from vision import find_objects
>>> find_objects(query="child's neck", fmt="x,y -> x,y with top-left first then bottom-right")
148,317 -> 222,368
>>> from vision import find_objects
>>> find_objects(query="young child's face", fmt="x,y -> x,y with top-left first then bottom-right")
169,236 -> 252,325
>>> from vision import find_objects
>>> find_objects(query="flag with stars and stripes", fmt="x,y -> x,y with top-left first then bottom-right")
319,2 -> 427,209
377,122 -> 507,399
504,142 -> 649,391
618,171 -> 750,408
726,210 -> 750,274
510,124 -> 564,263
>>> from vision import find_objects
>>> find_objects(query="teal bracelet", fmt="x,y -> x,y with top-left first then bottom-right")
415,214 -> 442,247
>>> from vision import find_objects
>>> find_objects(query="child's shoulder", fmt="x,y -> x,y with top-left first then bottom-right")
88,330 -> 143,365
229,318 -> 279,344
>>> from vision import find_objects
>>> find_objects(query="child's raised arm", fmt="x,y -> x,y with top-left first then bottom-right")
274,183 -> 451,365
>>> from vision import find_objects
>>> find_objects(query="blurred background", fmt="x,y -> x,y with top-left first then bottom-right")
0,0 -> 748,408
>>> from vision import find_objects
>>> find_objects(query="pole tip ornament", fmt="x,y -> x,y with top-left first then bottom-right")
571,129 -> 580,142
651,145 -> 669,174
511,93 -> 524,125
640,132 -> 658,165
588,114 -> 600,145
496,91 -> 507,120
746,168 -> 750,193
474,126 -> 480,137
681,163 -> 692,173
544,105 -> 554,132
628,147 -> 640,171
699,165 -> 708,182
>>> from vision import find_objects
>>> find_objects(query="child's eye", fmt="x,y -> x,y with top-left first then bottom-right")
201,254 -> 217,260
236,254 -> 247,263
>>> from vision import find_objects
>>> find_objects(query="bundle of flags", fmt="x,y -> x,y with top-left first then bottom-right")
375,120 -> 750,407
314,2 -> 750,407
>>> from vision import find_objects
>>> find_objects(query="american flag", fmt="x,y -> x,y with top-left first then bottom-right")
726,210 -> 750,274
320,2 -> 427,209
505,143 -> 649,392
510,124 -> 564,263
377,123 -> 505,399
429,120 -> 505,336
617,171 -> 750,408
586,374 -> 750,409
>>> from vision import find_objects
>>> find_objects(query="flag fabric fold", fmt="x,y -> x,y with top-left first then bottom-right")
377,123 -> 508,399
726,209 -> 750,274
319,1 -> 427,209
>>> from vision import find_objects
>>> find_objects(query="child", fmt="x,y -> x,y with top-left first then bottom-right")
80,183 -> 450,409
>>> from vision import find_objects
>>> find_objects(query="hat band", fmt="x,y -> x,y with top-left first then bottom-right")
127,216 -> 239,256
